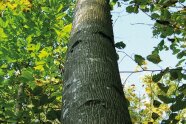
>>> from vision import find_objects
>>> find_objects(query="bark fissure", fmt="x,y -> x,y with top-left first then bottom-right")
96,31 -> 113,42
80,100 -> 106,109
70,40 -> 82,53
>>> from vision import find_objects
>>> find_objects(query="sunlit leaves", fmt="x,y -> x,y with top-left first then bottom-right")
0,28 -> 7,39
41,7 -> 52,13
38,49 -> 50,59
0,0 -> 32,13
34,65 -> 44,71
63,23 -> 72,33
126,73 -> 186,123
0,0 -> 73,123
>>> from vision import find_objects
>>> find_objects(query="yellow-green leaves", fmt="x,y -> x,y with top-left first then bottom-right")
54,23 -> 72,42
0,28 -> 7,39
27,43 -> 40,52
38,49 -> 50,59
63,23 -> 72,33
26,35 -> 32,43
41,7 -> 52,13
0,0 -> 73,122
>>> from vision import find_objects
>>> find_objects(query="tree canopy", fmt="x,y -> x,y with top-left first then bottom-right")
0,0 -> 74,123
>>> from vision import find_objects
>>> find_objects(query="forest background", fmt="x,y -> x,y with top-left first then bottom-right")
0,0 -> 186,123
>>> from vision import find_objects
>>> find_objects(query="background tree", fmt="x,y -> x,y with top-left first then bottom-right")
0,0 -> 74,123
112,0 -> 186,123
62,0 -> 131,123
125,74 -> 186,123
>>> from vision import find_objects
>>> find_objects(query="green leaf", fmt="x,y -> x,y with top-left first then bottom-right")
158,95 -> 175,104
147,53 -> 161,64
46,109 -> 57,120
157,40 -> 166,51
179,0 -> 185,2
57,4 -> 64,12
134,54 -> 145,65
21,69 -> 34,81
176,59 -> 185,67
56,13 -> 66,20
176,93 -> 184,101
152,112 -> 159,120
32,98 -> 40,107
177,50 -> 186,59
170,68 -> 182,80
170,43 -> 180,55
140,5 -> 146,9
161,120 -> 171,124
0,69 -> 5,76
178,84 -> 186,92
152,72 -> 163,82
32,86 -> 43,96
151,13 -> 160,19
126,6 -> 134,13
153,100 -> 161,107
48,96 -> 56,102
169,113 -> 178,119
63,23 -> 72,33
115,41 -> 126,49
170,100 -> 186,112
134,6 -> 139,13
157,83 -> 169,93
40,94 -> 49,105
41,7 -> 51,13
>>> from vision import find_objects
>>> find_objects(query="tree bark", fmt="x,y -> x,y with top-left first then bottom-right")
61,0 -> 132,123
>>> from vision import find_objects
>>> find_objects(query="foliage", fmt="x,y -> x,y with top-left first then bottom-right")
117,0 -> 186,67
125,74 -> 186,123
0,0 -> 74,123
113,0 -> 186,123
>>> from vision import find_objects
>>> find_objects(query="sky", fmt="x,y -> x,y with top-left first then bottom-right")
111,3 -> 179,90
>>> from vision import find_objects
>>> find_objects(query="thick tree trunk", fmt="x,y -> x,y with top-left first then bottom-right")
61,0 -> 132,123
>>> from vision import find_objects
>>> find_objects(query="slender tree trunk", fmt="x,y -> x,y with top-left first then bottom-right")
61,0 -> 132,123
15,83 -> 24,123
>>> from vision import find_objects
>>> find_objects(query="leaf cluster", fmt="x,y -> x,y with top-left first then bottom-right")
0,0 -> 74,123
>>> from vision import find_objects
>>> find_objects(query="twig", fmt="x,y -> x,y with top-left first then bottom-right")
120,68 -> 186,73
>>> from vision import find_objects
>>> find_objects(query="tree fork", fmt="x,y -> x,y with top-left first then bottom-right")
61,0 -> 132,123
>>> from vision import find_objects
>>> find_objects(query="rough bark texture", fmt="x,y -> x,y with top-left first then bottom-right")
61,0 -> 132,123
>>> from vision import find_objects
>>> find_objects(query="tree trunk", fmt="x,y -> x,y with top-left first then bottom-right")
61,0 -> 132,123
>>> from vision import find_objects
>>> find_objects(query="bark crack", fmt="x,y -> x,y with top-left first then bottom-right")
112,85 -> 123,96
70,40 -> 82,53
96,31 -> 112,42
79,99 -> 106,108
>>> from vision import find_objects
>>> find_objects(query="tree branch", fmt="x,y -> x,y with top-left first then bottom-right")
120,68 -> 186,73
